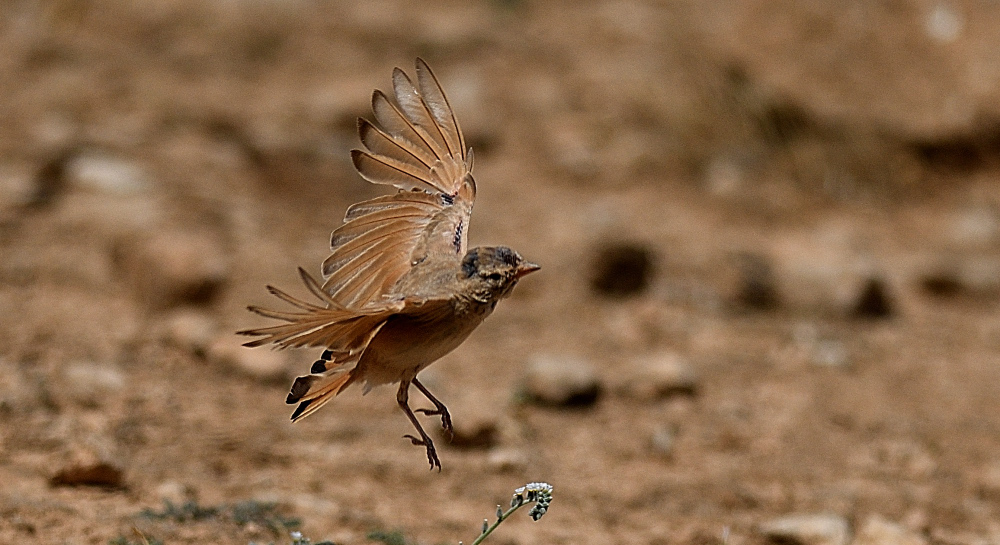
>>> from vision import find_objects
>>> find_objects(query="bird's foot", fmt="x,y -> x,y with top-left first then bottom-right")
415,406 -> 454,441
403,434 -> 441,471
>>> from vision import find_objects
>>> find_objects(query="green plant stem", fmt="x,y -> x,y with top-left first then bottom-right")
469,503 -> 522,545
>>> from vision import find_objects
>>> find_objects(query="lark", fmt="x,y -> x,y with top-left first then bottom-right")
239,59 -> 539,470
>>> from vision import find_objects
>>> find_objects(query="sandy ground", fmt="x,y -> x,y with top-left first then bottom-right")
3,1 -> 1000,544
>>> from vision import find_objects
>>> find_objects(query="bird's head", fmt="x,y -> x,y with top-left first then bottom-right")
461,246 -> 540,304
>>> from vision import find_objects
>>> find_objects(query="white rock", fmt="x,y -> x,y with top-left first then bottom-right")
67,152 -> 151,195
486,447 -> 529,473
616,352 -> 698,400
649,425 -> 675,457
62,361 -> 126,408
926,3 -> 963,43
161,309 -> 219,354
155,480 -> 195,505
760,513 -> 851,545
852,515 -> 926,545
812,340 -> 850,368
522,354 -> 601,407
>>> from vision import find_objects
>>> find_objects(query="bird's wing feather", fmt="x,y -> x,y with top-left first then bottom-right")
322,58 -> 476,309
237,268 -> 401,351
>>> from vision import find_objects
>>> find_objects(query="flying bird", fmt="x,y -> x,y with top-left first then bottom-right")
238,59 -> 539,470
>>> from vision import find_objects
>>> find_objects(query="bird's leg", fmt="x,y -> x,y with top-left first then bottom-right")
397,379 -> 441,471
411,377 -> 454,442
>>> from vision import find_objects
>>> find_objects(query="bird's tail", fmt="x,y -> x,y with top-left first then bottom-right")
286,370 -> 354,421
238,266 -> 396,421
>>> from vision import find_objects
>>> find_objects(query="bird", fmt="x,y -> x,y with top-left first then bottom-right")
238,59 -> 539,470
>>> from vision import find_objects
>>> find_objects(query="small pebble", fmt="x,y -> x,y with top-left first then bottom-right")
733,252 -> 780,310
485,447 -> 529,473
114,229 -> 229,309
521,354 -> 601,407
51,444 -> 125,489
590,243 -> 655,297
62,361 -> 125,408
162,309 -> 219,355
442,395 -> 501,449
852,277 -> 894,319
448,416 -> 499,450
155,480 -> 195,505
853,515 -> 926,545
976,463 -> 1000,500
919,257 -> 1000,298
649,425 -> 675,458
812,340 -> 850,368
67,152 -> 151,196
759,513 -> 851,545
615,352 -> 698,400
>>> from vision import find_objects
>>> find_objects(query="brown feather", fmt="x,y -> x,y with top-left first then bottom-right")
289,371 -> 352,421
352,150 -> 440,193
392,68 -> 451,160
358,118 -> 432,170
371,90 -> 439,166
415,58 -> 465,159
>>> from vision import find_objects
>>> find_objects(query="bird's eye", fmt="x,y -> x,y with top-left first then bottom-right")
485,272 -> 503,281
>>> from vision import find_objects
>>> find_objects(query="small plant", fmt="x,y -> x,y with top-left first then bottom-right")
231,499 -> 302,534
108,533 -> 163,545
139,500 -> 219,522
462,482 -> 553,545
367,528 -> 411,545
288,530 -> 336,545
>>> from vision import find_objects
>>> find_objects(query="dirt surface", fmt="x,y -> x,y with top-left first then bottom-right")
4,1 -> 1000,544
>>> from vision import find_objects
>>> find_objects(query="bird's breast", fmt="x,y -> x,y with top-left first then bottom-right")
358,300 -> 493,385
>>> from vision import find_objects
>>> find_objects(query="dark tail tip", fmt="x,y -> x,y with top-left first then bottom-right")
290,399 -> 314,421
286,375 -> 315,404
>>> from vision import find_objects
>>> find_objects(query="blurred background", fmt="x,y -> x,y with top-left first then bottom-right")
3,1 -> 1000,543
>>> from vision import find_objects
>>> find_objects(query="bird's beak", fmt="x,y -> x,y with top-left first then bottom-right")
515,261 -> 541,279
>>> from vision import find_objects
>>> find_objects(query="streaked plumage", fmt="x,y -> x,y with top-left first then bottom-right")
238,59 -> 538,470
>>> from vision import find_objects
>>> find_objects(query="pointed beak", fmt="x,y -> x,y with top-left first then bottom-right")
515,261 -> 541,279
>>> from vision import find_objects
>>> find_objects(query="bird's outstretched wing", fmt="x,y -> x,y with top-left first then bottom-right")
322,58 -> 476,309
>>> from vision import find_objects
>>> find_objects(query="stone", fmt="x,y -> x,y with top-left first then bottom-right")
616,352 -> 698,400
208,336 -> 289,384
447,410 -> 499,450
976,463 -> 1000,500
62,361 -> 125,408
67,151 -> 151,196
649,425 -> 675,458
852,515 -> 926,545
589,243 -> 655,297
161,309 -> 219,355
485,447 -> 529,473
0,358 -> 44,413
919,257 -> 1000,298
51,438 -> 126,489
731,252 -> 780,311
114,229 -> 229,309
851,277 -> 894,320
155,480 -> 195,505
759,513 -> 851,545
812,340 -> 850,368
926,3 -> 963,43
521,354 -> 601,407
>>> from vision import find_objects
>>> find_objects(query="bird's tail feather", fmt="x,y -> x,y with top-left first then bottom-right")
287,370 -> 354,422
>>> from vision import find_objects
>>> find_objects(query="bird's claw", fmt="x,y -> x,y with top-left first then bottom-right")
402,434 -> 441,471
415,407 -> 454,441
